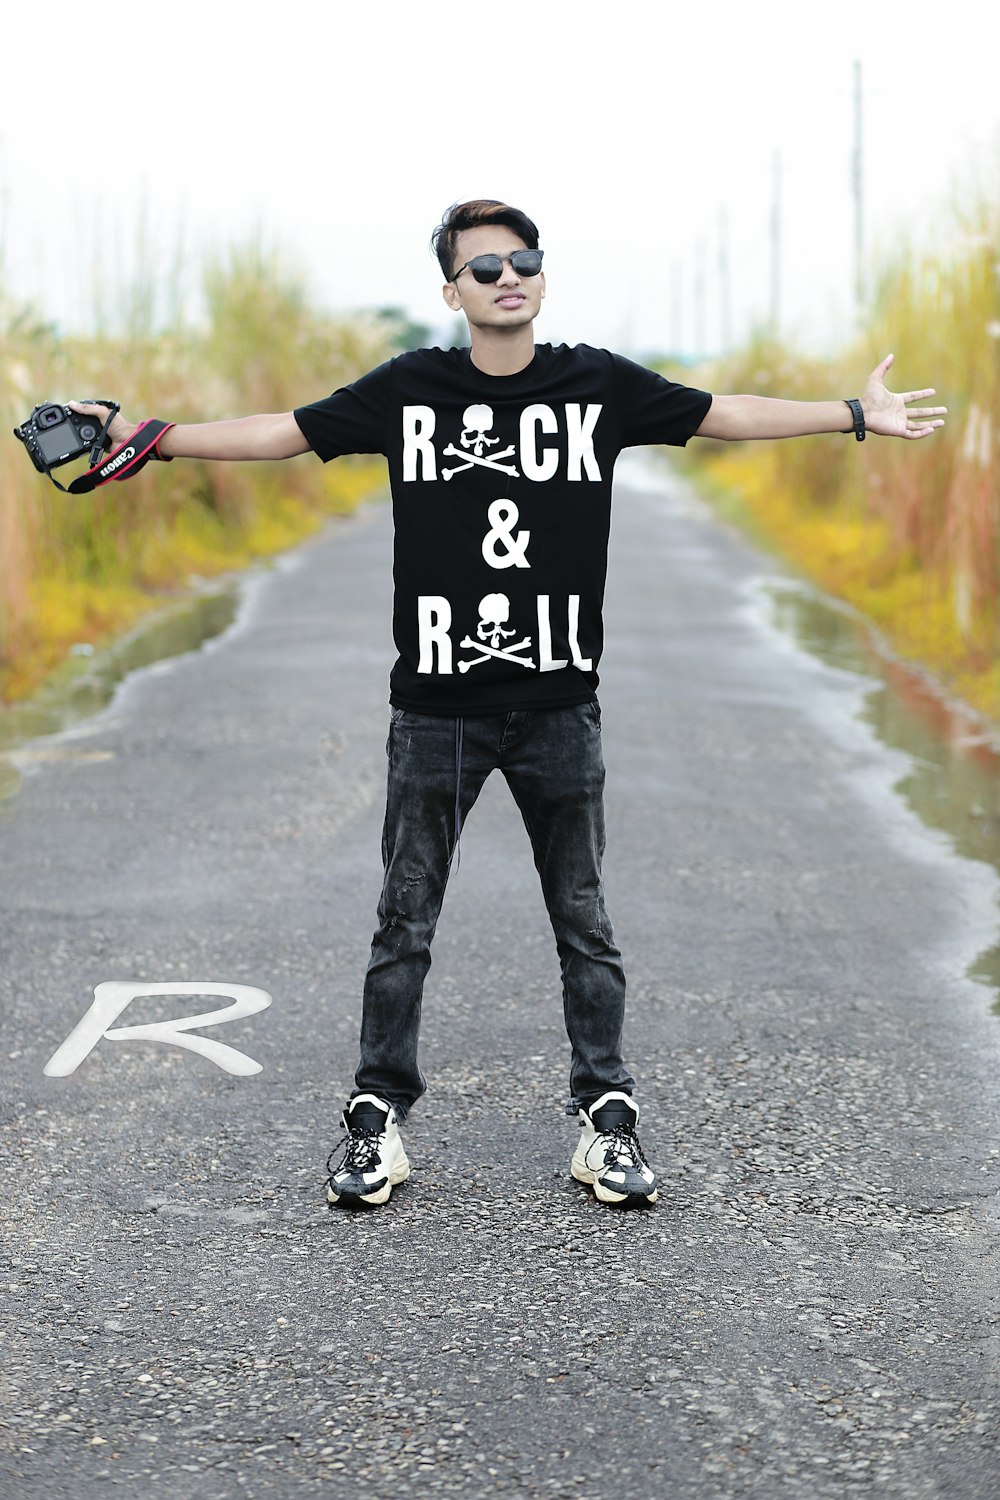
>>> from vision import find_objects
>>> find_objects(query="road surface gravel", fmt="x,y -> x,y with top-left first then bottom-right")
1,456 -> 997,1498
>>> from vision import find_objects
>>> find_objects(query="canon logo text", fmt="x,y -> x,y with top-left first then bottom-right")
101,445 -> 136,476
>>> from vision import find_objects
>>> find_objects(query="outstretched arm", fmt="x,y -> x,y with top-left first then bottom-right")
695,354 -> 947,442
68,402 -> 311,460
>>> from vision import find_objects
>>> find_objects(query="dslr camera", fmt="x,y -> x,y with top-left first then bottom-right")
13,401 -> 116,473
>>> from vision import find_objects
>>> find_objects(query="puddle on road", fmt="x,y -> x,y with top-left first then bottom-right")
760,579 -> 1000,1011
0,580 -> 243,805
3,540 -> 999,1012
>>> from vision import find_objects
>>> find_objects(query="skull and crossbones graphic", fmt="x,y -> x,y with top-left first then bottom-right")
458,593 -> 535,673
442,404 -> 520,482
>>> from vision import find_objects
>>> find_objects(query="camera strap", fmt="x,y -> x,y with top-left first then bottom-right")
46,420 -> 177,494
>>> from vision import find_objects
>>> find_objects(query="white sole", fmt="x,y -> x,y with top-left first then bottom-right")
327,1153 -> 411,1207
571,1159 -> 658,1205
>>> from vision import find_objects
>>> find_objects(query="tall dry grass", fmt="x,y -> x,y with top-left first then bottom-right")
676,179 -> 1000,721
0,240 -> 392,705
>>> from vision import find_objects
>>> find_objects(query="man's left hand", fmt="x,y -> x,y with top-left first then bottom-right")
861,353 -> 947,439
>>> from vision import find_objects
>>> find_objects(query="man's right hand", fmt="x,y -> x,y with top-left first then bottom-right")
67,401 -> 137,451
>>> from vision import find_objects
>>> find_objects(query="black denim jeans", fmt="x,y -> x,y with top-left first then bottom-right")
351,702 -> 636,1121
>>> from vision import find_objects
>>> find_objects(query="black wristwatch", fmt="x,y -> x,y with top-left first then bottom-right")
844,398 -> 866,441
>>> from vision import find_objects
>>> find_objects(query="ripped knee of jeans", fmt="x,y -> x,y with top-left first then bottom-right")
385,872 -> 427,930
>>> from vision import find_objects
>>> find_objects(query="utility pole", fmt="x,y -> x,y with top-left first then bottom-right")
671,259 -> 683,357
770,149 -> 782,338
852,57 -> 865,323
693,237 -> 706,358
718,204 -> 732,353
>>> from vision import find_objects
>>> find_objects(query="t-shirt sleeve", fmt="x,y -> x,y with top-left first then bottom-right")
293,359 -> 394,461
609,352 -> 713,448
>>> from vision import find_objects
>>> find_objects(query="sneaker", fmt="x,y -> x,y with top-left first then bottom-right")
325,1093 -> 410,1207
570,1091 -> 658,1205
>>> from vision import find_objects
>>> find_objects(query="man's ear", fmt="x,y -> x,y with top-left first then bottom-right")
540,272 -> 546,301
442,281 -> 462,312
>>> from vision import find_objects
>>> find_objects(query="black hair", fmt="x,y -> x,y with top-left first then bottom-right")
431,199 -> 540,280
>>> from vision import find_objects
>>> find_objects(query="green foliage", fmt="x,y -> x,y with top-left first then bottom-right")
373,306 -> 434,353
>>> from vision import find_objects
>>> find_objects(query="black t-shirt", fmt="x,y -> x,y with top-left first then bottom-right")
294,343 -> 712,714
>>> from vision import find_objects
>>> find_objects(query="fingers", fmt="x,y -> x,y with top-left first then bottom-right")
905,405 -> 947,417
905,420 -> 945,439
67,400 -> 112,418
872,351 -> 894,377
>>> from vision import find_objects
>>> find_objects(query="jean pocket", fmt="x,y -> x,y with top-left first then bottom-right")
389,706 -> 407,724
585,700 -> 602,728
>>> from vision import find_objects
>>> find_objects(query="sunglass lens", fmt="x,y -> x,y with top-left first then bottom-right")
463,250 -> 543,282
511,250 -> 543,276
470,256 -> 504,283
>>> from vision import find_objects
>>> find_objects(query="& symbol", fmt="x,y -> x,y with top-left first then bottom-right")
482,499 -> 530,570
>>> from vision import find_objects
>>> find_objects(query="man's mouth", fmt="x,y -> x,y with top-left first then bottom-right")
495,293 -> 525,307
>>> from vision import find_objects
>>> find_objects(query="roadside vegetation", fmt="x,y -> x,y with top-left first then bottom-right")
0,242 -> 393,707
670,180 -> 1000,726
6,185 -> 997,729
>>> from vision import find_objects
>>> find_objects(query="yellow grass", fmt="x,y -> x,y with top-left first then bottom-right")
0,241 -> 392,707
672,176 -> 1000,725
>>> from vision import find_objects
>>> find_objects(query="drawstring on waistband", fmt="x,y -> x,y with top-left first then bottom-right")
451,716 -> 464,871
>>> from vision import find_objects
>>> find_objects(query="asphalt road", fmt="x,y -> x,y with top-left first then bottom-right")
1,455 -> 998,1499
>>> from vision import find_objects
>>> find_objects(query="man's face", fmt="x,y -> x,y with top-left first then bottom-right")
441,223 -> 545,332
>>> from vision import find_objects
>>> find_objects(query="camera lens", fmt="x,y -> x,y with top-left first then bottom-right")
80,425 -> 96,441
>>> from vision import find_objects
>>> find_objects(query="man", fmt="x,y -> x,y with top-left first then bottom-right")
71,199 -> 945,1211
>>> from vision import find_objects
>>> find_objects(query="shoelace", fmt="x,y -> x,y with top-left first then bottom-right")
593,1122 -> 653,1172
326,1124 -> 382,1178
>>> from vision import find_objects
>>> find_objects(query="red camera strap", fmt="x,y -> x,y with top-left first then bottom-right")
53,420 -> 176,494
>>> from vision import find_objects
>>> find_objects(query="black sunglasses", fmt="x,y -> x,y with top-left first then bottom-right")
451,249 -> 544,284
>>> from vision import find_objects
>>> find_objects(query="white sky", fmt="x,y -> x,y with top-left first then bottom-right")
2,0 -> 998,364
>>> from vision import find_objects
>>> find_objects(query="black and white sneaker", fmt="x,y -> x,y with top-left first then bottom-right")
325,1093 -> 410,1208
571,1091 -> 658,1205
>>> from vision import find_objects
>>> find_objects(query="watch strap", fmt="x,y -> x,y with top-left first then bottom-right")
845,398 -> 866,441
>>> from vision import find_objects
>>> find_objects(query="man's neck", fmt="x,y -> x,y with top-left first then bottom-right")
467,326 -> 537,377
